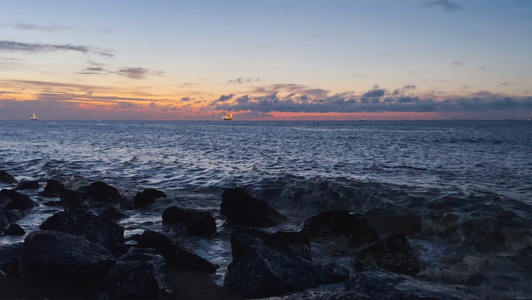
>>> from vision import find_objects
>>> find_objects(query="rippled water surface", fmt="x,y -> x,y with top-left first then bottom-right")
1,120 -> 531,298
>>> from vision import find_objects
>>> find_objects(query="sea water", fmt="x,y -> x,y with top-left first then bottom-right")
1,120 -> 531,298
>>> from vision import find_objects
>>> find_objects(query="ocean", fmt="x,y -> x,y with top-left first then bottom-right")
1,120 -> 531,298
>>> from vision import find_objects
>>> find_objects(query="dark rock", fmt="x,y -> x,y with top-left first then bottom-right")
355,234 -> 421,275
345,268 -> 479,299
3,209 -> 26,223
43,200 -> 64,207
39,179 -> 67,197
224,228 -> 349,298
162,205 -> 216,236
40,211 -> 75,231
0,207 -> 8,228
4,224 -> 25,236
221,187 -> 288,227
15,180 -> 40,190
138,230 -> 217,273
19,230 -> 116,288
61,213 -> 124,252
134,188 -> 166,209
0,189 -> 36,210
98,248 -> 172,299
0,170 -> 17,184
364,208 -> 422,236
0,243 -> 23,277
60,189 -> 87,215
99,206 -> 128,221
302,210 -> 380,250
81,181 -> 123,204
267,290 -> 367,300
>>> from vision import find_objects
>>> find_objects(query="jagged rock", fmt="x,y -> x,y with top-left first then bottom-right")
99,206 -> 128,221
98,248 -> 172,299
355,234 -> 421,275
0,243 -> 23,277
60,189 -> 87,215
162,205 -> 216,236
221,187 -> 288,227
345,268 -> 479,299
61,213 -> 124,252
39,179 -> 67,197
224,228 -> 349,298
15,180 -> 40,190
80,181 -> 123,204
302,210 -> 380,250
3,223 -> 25,236
134,188 -> 166,209
0,170 -> 17,184
138,230 -> 217,273
19,230 -> 116,288
39,211 -> 75,231
3,209 -> 26,223
0,189 -> 36,210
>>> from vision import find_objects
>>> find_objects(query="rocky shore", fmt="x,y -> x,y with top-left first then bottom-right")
0,170 -> 479,299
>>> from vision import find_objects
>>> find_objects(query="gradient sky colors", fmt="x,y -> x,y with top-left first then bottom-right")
0,0 -> 531,120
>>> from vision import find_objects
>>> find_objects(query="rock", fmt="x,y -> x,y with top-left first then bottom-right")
0,170 -> 17,184
39,179 -> 67,197
162,205 -> 216,236
15,180 -> 40,190
0,243 -> 23,277
364,208 -> 422,236
267,290 -> 367,300
99,206 -> 128,221
80,181 -> 123,204
221,187 -> 288,227
355,234 -> 421,275
0,207 -> 8,228
39,211 -> 75,231
224,228 -> 349,298
3,224 -> 25,236
138,230 -> 217,273
61,213 -> 124,252
19,230 -> 116,288
345,268 -> 479,299
0,189 -> 36,210
302,210 -> 380,250
98,248 -> 172,299
3,209 -> 26,223
60,189 -> 87,215
134,188 -> 166,209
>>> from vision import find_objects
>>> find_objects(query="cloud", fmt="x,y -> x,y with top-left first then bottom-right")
77,67 -> 107,75
112,68 -> 164,79
228,77 -> 260,84
252,83 -> 330,98
424,0 -> 463,12
453,60 -> 464,66
0,40 -> 113,57
362,86 -> 386,98
216,94 -> 235,102
10,23 -> 70,31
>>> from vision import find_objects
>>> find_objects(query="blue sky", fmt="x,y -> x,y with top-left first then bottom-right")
0,0 -> 531,120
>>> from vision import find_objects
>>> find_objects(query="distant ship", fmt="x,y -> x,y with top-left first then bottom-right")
30,114 -> 38,120
222,111 -> 233,120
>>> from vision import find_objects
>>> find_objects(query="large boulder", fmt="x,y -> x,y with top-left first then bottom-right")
3,223 -> 25,236
221,187 -> 287,227
98,248 -> 172,299
19,230 -> 116,288
60,189 -> 87,215
138,230 -> 217,273
134,188 -> 166,208
40,211 -> 75,231
345,268 -> 479,299
0,189 -> 36,210
99,205 -> 129,221
301,210 -> 380,250
39,179 -> 67,197
224,228 -> 349,298
355,234 -> 421,275
80,181 -> 123,204
15,180 -> 40,190
60,213 -> 124,252
162,205 -> 216,236
0,170 -> 17,184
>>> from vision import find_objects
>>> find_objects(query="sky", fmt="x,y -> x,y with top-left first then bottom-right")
0,0 -> 531,120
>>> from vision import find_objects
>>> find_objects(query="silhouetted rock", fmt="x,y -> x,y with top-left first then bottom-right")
99,206 -> 128,221
15,180 -> 40,190
365,208 -> 422,236
80,181 -> 123,204
355,234 -> 421,275
0,170 -> 17,184
0,243 -> 23,277
0,207 -> 8,228
3,209 -> 26,223
0,189 -> 36,210
138,230 -> 217,273
302,210 -> 380,250
19,230 -> 115,289
221,187 -> 288,227
345,268 -> 479,299
98,248 -> 172,299
162,205 -> 216,236
39,179 -> 67,197
60,189 -> 87,215
134,188 -> 166,209
61,213 -> 124,252
224,228 -> 349,298
39,211 -> 75,231
3,223 -> 25,236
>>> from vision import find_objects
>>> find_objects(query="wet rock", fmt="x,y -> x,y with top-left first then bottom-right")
134,188 -> 166,209
80,181 -> 123,204
39,179 -> 67,197
302,210 -> 380,249
60,189 -> 87,215
19,230 -> 115,288
364,208 -> 422,236
99,205 -> 128,221
0,189 -> 36,210
3,209 -> 26,223
355,234 -> 421,275
162,205 -> 216,236
267,290 -> 367,300
138,230 -> 217,273
345,268 -> 479,299
221,187 -> 288,227
39,211 -> 75,231
0,243 -> 23,277
224,228 -> 349,298
3,223 -> 25,236
98,248 -> 172,299
61,213 -> 124,252
15,180 -> 40,190
0,170 -> 17,184
0,207 -> 8,228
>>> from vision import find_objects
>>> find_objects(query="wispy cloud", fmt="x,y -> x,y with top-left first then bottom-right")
228,77 -> 260,84
10,23 -> 70,31
252,83 -> 330,99
0,40 -> 113,57
113,67 -> 165,79
423,0 -> 463,12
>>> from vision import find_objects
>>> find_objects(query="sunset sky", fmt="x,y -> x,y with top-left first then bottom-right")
0,0 -> 531,120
